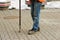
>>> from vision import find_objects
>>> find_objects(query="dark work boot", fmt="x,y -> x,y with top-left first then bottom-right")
28,27 -> 40,35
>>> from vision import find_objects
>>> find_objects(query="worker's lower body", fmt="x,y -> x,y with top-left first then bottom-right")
28,2 -> 42,35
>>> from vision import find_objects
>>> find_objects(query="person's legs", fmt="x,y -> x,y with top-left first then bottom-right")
28,2 -> 42,35
32,2 -> 41,31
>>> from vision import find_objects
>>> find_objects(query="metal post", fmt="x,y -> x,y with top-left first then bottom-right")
19,9 -> 21,32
